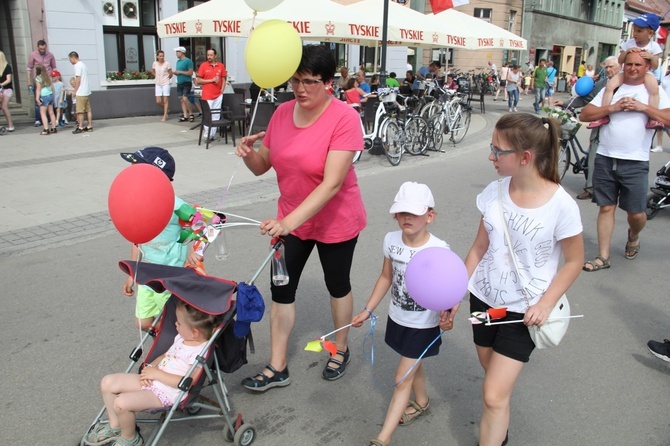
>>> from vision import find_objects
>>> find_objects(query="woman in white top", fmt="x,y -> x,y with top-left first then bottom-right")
464,113 -> 583,446
506,65 -> 522,112
152,50 -> 173,122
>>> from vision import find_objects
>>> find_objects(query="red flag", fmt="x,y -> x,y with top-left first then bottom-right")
430,0 -> 470,14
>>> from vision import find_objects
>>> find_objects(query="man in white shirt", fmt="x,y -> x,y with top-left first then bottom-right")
69,51 -> 92,133
580,51 -> 670,271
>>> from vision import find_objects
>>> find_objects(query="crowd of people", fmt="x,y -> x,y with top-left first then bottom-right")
95,44 -> 670,446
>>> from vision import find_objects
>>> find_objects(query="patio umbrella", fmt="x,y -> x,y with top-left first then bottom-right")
157,0 -> 381,45
431,8 -> 527,50
335,0 -> 525,50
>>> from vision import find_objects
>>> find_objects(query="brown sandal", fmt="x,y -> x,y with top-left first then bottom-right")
625,229 -> 640,260
399,399 -> 430,426
39,130 -> 49,135
583,256 -> 611,272
368,439 -> 387,446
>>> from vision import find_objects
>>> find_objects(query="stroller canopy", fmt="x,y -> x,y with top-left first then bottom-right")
119,261 -> 237,315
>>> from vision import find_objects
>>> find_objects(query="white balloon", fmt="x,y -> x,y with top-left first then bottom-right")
244,0 -> 283,12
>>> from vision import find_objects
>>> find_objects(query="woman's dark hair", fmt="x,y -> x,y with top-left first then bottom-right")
345,77 -> 357,90
494,113 -> 561,184
296,45 -> 336,83
156,50 -> 164,56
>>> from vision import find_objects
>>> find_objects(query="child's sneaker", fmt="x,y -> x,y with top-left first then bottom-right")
646,119 -> 665,130
587,117 -> 610,129
651,146 -> 663,153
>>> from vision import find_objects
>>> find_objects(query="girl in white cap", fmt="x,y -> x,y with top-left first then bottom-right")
352,181 -> 454,446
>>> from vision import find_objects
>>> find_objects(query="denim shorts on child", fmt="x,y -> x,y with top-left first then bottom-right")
40,94 -> 55,107
470,293 -> 535,363
385,316 -> 441,359
136,285 -> 171,319
592,153 -> 649,214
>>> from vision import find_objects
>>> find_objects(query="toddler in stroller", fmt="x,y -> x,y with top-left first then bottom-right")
82,261 -> 257,446
646,159 -> 670,219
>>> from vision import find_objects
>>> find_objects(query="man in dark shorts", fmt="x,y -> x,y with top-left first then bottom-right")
174,47 -> 194,122
580,50 -> 670,271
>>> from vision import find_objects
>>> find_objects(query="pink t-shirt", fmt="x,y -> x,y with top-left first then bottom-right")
152,61 -> 172,86
262,98 -> 366,243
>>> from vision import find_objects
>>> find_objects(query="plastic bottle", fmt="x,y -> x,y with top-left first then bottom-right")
271,239 -> 289,286
214,228 -> 229,261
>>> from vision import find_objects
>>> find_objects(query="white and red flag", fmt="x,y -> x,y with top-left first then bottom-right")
429,0 -> 469,14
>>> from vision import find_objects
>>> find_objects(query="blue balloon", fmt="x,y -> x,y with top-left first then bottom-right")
575,76 -> 594,97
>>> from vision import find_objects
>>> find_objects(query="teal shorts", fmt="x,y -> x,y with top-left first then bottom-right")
136,285 -> 171,319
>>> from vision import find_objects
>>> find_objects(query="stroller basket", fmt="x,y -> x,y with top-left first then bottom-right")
81,261 -> 257,446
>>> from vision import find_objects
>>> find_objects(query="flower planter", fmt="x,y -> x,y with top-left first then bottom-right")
100,80 -> 156,87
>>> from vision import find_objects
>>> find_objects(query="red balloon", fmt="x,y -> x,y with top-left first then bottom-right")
108,164 -> 175,244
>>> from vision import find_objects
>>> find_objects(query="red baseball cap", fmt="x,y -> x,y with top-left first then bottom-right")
50,70 -> 61,77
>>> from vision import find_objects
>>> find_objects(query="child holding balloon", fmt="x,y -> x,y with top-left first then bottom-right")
352,181 -> 455,446
465,114 -> 583,446
118,147 -> 200,330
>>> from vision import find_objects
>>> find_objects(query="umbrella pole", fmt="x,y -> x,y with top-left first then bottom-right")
379,0 -> 389,86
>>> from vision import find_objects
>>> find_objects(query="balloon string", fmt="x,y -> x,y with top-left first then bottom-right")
362,314 -> 379,387
394,330 -> 444,387
214,157 -> 242,210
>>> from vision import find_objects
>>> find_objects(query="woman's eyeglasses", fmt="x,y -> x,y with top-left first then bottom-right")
288,77 -> 323,87
490,143 -> 516,160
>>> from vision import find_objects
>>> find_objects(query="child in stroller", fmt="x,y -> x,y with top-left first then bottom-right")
646,159 -> 670,219
85,300 -> 222,446
82,260 -> 258,446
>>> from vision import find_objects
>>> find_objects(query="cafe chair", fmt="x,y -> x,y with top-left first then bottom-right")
233,87 -> 246,98
467,89 -> 485,114
250,101 -> 275,134
222,93 -> 248,136
198,99 -> 234,150
363,97 -> 380,132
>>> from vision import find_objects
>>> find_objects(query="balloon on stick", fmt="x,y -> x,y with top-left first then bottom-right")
108,164 -> 175,244
244,0 -> 284,11
245,19 -> 302,89
574,76 -> 594,97
404,247 -> 468,311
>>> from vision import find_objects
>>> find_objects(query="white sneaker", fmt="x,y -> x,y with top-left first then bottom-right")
651,146 -> 663,153
513,107 -> 518,112
6,127 -> 14,132
509,108 -> 513,112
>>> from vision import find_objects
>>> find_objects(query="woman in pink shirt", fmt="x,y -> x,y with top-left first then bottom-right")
152,50 -> 173,122
236,45 -> 366,392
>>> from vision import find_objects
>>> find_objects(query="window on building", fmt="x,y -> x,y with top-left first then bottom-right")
102,0 -> 158,74
508,10 -> 516,32
474,8 -> 492,23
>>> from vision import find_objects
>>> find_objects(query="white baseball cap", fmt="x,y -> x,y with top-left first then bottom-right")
174,46 -> 187,54
389,182 -> 435,215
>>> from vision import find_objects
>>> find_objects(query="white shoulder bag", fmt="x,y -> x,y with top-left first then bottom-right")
497,180 -> 570,349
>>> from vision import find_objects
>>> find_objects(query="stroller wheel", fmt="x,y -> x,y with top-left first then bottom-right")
0,127 -> 6,136
234,422 -> 256,446
646,194 -> 663,220
223,423 -> 235,443
184,405 -> 201,415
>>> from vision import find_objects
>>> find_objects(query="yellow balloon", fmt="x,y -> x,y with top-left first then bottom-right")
245,20 -> 302,89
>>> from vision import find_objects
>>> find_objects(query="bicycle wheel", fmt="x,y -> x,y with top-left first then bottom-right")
558,140 -> 571,180
419,101 -> 440,120
450,108 -> 471,144
404,116 -> 429,155
427,115 -> 443,151
382,119 -> 404,166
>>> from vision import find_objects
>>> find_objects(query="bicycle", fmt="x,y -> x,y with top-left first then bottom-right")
548,105 -> 589,180
361,88 -> 406,166
425,90 -> 472,150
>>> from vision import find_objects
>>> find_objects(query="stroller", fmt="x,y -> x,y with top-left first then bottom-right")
80,259 -> 268,446
646,159 -> 670,220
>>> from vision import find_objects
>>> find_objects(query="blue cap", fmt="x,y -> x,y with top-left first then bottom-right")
631,14 -> 660,31
120,147 -> 175,181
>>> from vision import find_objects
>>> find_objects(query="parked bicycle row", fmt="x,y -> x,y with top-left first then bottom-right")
352,84 -> 473,166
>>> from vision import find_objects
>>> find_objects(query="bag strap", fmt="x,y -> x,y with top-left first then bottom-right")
497,180 -> 532,311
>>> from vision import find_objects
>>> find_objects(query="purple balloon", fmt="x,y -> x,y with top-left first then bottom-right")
405,247 -> 468,311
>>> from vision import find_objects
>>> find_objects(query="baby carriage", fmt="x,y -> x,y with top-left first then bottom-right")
646,159 -> 670,220
80,258 -> 269,446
